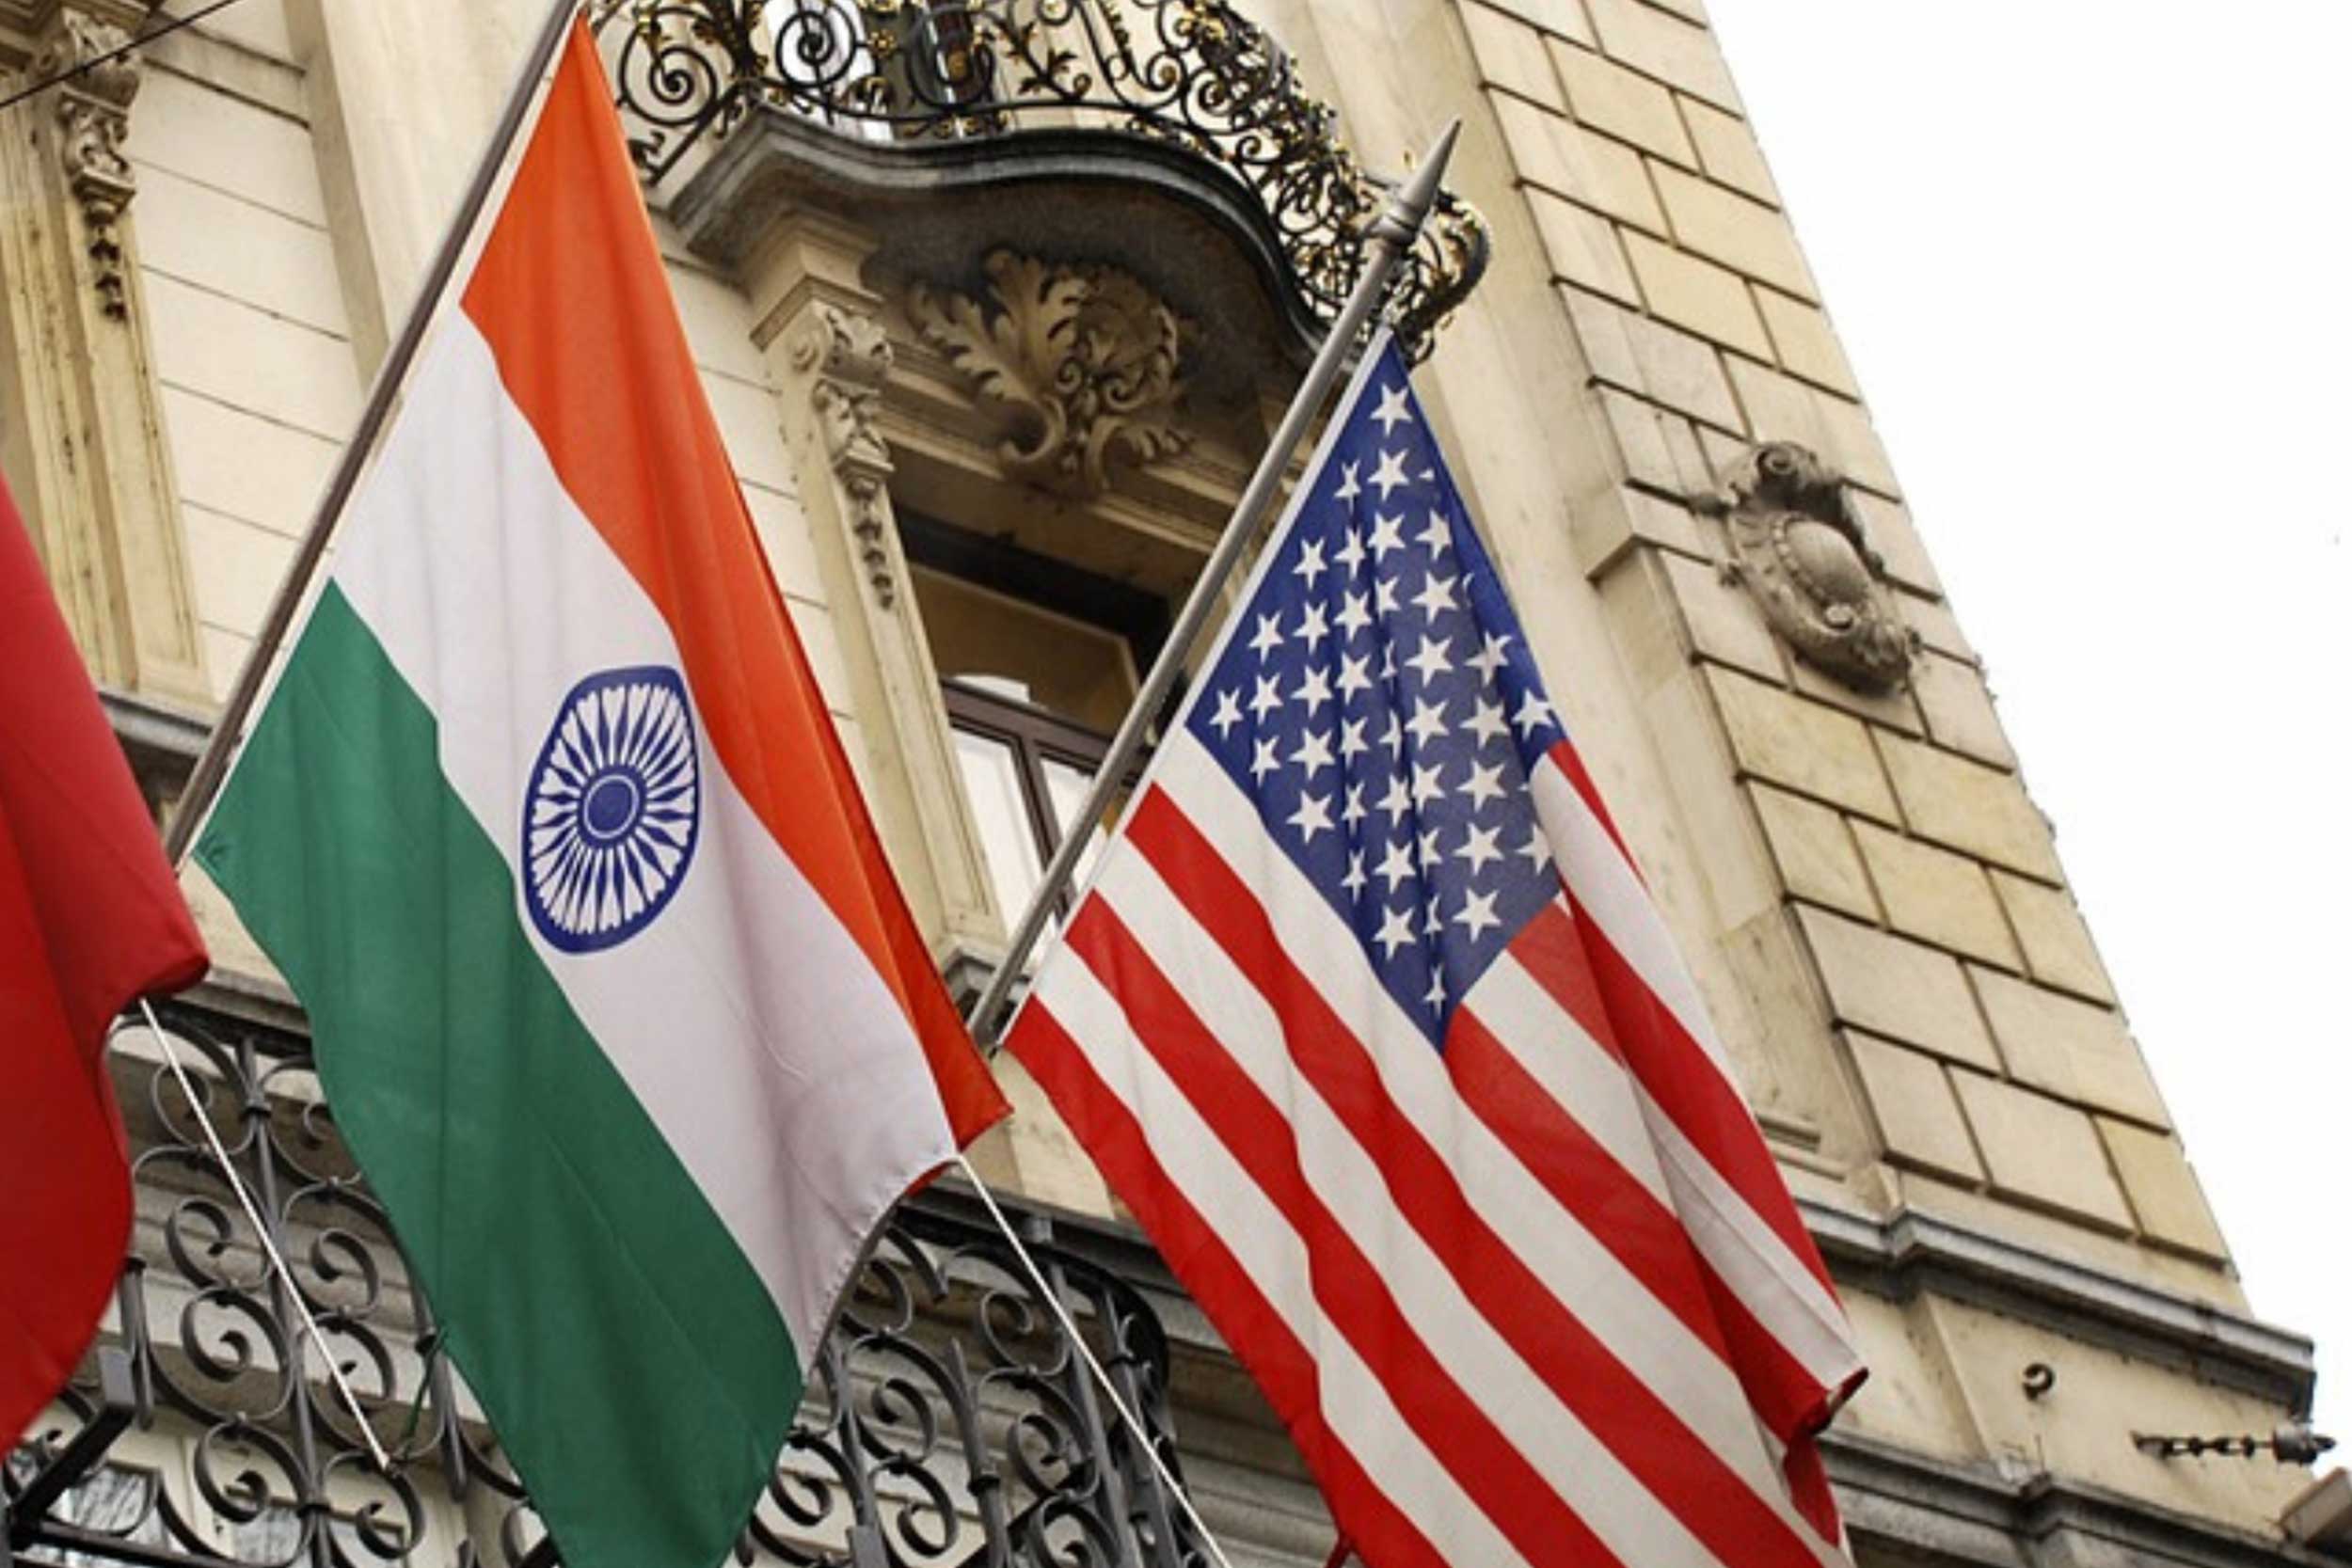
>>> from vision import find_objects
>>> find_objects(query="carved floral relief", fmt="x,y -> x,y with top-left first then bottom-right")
909,249 -> 1193,498
1715,442 -> 1919,693
33,10 -> 144,319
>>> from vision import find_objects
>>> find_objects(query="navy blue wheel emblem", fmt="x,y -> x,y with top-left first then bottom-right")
522,665 -> 701,954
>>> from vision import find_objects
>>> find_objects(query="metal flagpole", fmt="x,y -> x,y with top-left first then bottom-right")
966,119 -> 1465,1044
953,1155 -> 1243,1568
159,0 -> 585,866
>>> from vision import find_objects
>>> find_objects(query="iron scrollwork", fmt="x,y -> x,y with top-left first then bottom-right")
6,1001 -> 1206,1568
593,0 -> 1488,347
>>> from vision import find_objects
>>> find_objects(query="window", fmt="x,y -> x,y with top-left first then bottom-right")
904,515 -> 1167,933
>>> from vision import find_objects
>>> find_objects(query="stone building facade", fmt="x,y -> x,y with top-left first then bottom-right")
2,1 -> 2341,1565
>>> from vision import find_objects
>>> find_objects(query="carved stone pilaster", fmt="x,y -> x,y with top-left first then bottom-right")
788,302 -> 898,608
32,8 -> 144,319
909,248 -> 1192,498
1713,442 -> 1920,693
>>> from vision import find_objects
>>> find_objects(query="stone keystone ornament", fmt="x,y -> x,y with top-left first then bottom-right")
1713,441 -> 1920,693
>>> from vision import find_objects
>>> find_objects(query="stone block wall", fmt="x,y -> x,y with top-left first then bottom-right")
1451,0 -> 2235,1285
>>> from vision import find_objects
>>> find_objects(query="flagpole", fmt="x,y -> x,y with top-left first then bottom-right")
966,119 -> 1464,1045
159,0 -> 585,866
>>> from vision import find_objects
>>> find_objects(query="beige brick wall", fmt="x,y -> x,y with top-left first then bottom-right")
1454,0 -> 2233,1282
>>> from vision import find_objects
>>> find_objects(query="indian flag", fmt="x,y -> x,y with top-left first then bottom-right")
193,24 -> 1009,1568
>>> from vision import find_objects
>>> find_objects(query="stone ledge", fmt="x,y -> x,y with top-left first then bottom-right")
1804,1199 -> 2316,1412
1828,1430 -> 2333,1568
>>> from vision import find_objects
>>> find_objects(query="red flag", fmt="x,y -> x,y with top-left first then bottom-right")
0,471 -> 208,1445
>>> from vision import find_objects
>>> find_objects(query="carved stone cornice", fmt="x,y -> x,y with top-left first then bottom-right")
787,301 -> 898,606
31,6 -> 146,318
909,248 -> 1192,499
1712,442 -> 1919,692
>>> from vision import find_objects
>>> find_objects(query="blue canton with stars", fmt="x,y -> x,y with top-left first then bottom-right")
1187,339 -> 1569,1049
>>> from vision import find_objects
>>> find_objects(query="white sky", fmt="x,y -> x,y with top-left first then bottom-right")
1705,2 -> 2350,1450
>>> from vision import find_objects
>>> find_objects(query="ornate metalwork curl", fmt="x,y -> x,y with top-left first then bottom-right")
8,1000 -> 1205,1568
592,0 -> 1487,346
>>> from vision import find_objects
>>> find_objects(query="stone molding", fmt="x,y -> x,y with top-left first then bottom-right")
1804,1198 -> 2315,1411
908,248 -> 1192,498
1712,440 -> 1920,693
787,301 -> 898,607
30,5 -> 146,318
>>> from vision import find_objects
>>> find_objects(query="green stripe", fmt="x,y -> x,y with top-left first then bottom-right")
196,583 -> 800,1568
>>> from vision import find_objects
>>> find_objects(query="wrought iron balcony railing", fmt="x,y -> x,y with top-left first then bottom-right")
4,1000 -> 1209,1568
591,0 -> 1487,346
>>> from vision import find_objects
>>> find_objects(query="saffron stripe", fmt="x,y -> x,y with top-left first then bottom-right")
455,24 -> 998,1144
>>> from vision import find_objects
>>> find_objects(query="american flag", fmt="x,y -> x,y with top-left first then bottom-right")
1004,334 -> 1866,1568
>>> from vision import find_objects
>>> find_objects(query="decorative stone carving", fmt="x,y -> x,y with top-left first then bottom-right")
1714,442 -> 1919,692
788,302 -> 898,606
35,10 -> 145,319
908,249 -> 1192,498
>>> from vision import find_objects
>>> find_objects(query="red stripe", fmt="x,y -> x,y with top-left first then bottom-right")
1123,792 -> 1828,1568
1568,894 -> 1837,1299
1508,901 -> 1621,1060
1444,1008 -> 1730,1359
1061,897 -> 1616,1568
1007,1001 -> 1445,1568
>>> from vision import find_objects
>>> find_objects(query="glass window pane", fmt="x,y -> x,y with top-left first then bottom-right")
954,728 -> 1044,926
1041,756 -> 1112,892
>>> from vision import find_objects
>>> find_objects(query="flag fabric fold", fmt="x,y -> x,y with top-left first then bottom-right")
194,24 -> 1007,1568
1005,334 -> 1866,1568
1,472 -> 209,1447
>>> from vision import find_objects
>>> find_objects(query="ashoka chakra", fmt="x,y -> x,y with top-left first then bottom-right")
522,665 -> 701,954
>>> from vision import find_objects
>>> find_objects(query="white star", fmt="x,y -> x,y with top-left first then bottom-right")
1418,826 -> 1445,872
1338,716 -> 1368,761
1250,736 -> 1281,782
1406,697 -> 1451,746
1371,447 -> 1411,500
1333,461 -> 1362,505
1336,652 -> 1374,698
1404,634 -> 1454,685
1411,760 -> 1446,807
1512,689 -> 1557,737
1288,789 -> 1333,844
1454,888 -> 1502,942
1292,664 -> 1333,718
1463,759 -> 1506,812
1517,828 -> 1552,874
1465,698 -> 1509,747
1375,901 -> 1417,958
1417,509 -> 1452,557
1294,538 -> 1328,591
1371,382 -> 1414,436
1412,569 -> 1460,619
1334,528 -> 1367,575
1336,590 -> 1372,639
1381,641 -> 1401,682
1249,612 -> 1284,662
1375,835 -> 1418,892
1456,820 -> 1503,876
1296,600 -> 1330,655
1249,673 -> 1283,721
1422,966 -> 1447,1012
1342,781 -> 1366,828
1342,849 -> 1367,898
1367,512 -> 1406,562
1290,727 -> 1335,780
1469,631 -> 1513,683
1208,688 -> 1243,739
1380,710 -> 1406,756
1374,576 -> 1402,618
1423,896 -> 1445,938
1376,773 -> 1413,825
